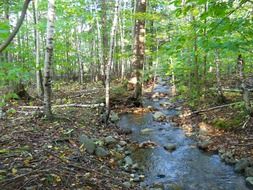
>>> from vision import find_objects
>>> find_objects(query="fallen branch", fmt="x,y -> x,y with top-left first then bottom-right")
210,88 -> 253,93
20,103 -> 104,109
180,102 -> 243,117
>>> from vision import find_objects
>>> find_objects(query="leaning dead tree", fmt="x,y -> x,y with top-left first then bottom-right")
0,0 -> 31,53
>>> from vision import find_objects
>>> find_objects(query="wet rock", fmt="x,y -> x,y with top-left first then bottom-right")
147,106 -> 153,110
168,184 -> 183,190
133,176 -> 140,182
95,147 -> 109,157
219,149 -> 236,164
160,102 -> 172,108
245,167 -> 253,177
157,174 -> 166,178
117,128 -> 133,135
197,140 -> 212,150
104,136 -> 117,144
152,182 -> 165,190
152,92 -> 160,99
124,156 -> 133,166
164,143 -> 177,152
153,111 -> 166,121
141,128 -> 154,135
235,158 -> 251,173
119,140 -> 127,146
79,135 -> 96,154
110,111 -> 119,122
132,163 -> 139,170
122,181 -> 131,188
246,177 -> 253,187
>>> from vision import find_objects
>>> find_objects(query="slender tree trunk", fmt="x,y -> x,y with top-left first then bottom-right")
215,50 -> 225,103
101,0 -> 108,85
203,2 -> 208,91
43,0 -> 55,118
105,0 -> 119,124
33,0 -> 44,97
132,0 -> 147,100
238,54 -> 252,115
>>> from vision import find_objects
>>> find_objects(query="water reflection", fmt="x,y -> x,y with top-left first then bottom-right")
118,83 -> 250,190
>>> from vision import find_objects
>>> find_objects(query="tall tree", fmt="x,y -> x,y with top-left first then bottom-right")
105,0 -> 119,124
43,0 -> 55,118
33,0 -> 44,97
132,0 -> 147,100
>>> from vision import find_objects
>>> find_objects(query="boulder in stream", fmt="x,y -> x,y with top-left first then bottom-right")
164,143 -> 177,152
141,128 -> 154,135
245,167 -> 253,177
153,111 -> 166,121
235,158 -> 251,173
246,177 -> 253,187
197,140 -> 212,151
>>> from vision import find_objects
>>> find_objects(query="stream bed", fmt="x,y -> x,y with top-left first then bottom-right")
118,80 -> 250,190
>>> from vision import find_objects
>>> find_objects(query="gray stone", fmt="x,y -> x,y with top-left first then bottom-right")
132,163 -> 139,170
122,181 -> 131,188
0,108 -> 5,119
133,176 -> 140,182
141,128 -> 154,135
153,111 -> 166,121
164,143 -> 177,152
95,147 -> 109,157
197,140 -> 212,150
119,140 -> 127,146
235,158 -> 250,173
124,156 -> 133,166
79,135 -> 96,154
245,167 -> 253,177
104,136 -> 117,144
246,177 -> 253,187
152,182 -> 164,190
110,111 -> 119,122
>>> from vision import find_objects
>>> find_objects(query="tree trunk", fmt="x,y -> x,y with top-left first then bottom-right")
33,0 -> 44,97
238,54 -> 252,115
105,0 -> 119,124
132,0 -> 147,100
0,0 -> 32,53
215,50 -> 225,103
43,0 -> 56,118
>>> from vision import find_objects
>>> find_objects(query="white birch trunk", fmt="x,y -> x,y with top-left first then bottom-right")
43,0 -> 55,118
105,0 -> 119,123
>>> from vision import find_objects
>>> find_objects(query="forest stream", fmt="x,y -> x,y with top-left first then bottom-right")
118,78 -> 250,190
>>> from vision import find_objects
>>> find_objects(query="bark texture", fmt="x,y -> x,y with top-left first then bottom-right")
43,0 -> 56,118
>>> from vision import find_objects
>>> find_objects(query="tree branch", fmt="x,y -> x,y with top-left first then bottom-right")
0,0 -> 31,53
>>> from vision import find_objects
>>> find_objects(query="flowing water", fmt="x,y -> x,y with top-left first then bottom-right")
118,79 -> 250,190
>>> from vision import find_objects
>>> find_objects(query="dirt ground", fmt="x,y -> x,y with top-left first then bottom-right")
0,81 -> 140,190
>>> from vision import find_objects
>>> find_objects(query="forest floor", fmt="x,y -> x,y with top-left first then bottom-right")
1,80 -> 253,189
172,91 -> 253,164
0,81 -> 141,190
